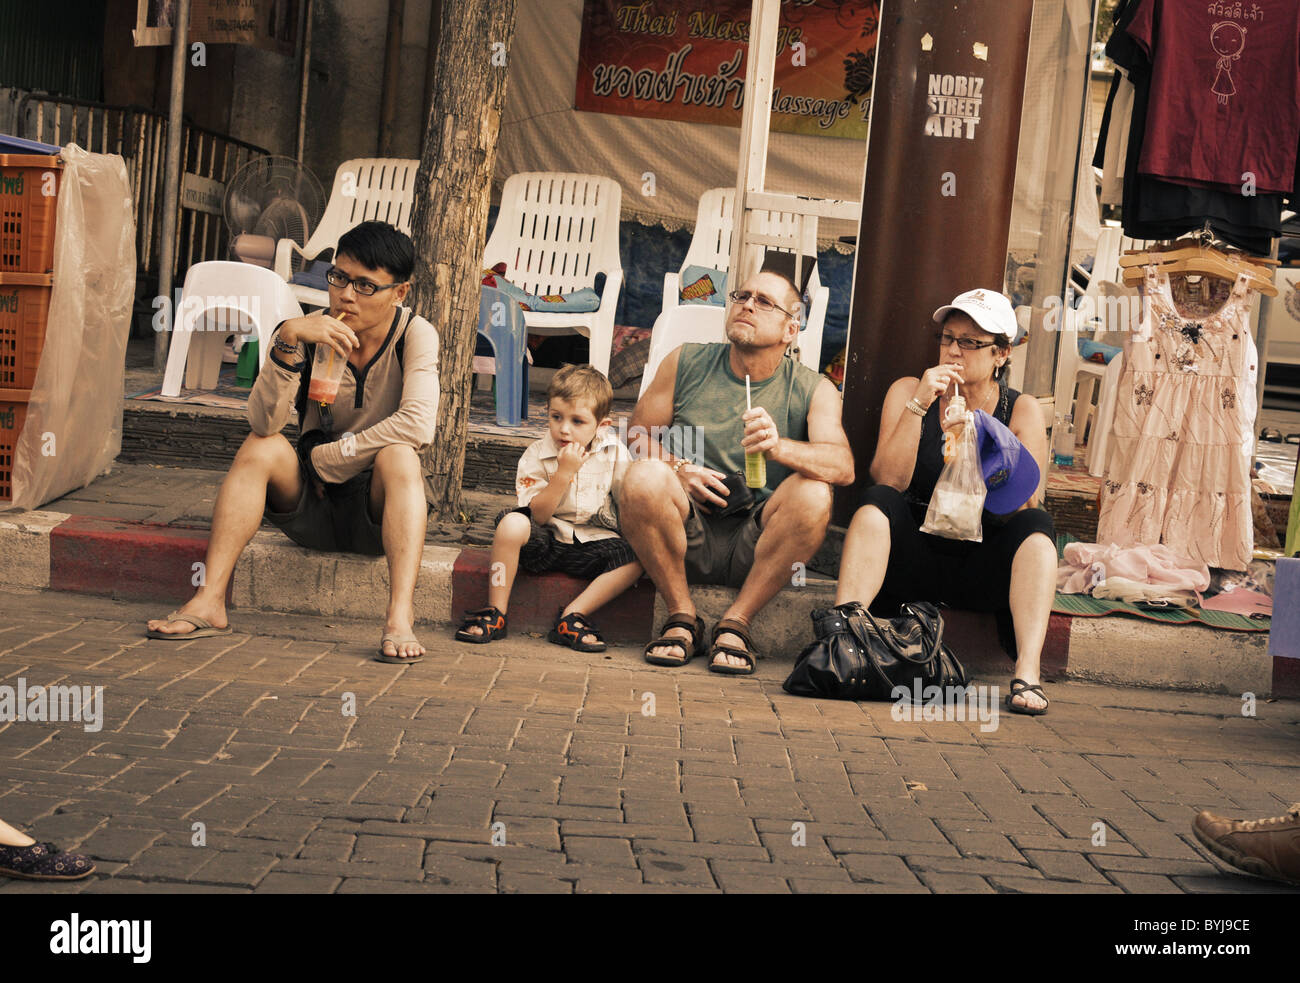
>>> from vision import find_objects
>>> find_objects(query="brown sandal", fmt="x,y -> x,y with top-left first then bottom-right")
644,613 -> 705,666
709,618 -> 757,675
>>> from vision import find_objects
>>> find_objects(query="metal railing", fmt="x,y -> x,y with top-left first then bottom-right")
13,93 -> 268,281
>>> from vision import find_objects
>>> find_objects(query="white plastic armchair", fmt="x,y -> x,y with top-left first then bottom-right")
273,158 -> 419,308
483,172 -> 624,376
662,188 -> 828,373
161,261 -> 304,397
638,305 -> 727,400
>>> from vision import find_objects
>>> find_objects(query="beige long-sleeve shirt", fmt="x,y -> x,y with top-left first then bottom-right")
247,306 -> 440,490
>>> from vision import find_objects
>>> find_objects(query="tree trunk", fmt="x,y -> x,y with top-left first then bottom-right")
409,0 -> 517,520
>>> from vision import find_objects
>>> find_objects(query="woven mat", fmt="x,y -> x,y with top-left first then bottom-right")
1051,591 -> 1270,632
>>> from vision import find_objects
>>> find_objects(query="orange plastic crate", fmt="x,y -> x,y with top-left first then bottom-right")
0,390 -> 29,503
0,154 -> 61,274
0,272 -> 53,388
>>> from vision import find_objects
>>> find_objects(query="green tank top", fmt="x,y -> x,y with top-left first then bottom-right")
666,343 -> 822,502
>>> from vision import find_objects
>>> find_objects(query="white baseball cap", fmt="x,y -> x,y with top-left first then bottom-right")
932,288 -> 1019,343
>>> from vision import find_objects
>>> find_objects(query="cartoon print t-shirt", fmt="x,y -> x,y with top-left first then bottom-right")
1127,0 -> 1300,194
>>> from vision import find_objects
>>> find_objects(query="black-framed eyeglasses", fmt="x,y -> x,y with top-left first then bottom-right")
935,332 -> 999,351
728,289 -> 797,319
325,268 -> 405,297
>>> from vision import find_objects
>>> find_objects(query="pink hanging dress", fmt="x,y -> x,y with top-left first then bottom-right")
1096,266 -> 1256,571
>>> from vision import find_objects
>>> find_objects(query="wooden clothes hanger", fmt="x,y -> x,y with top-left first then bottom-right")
1119,232 -> 1278,296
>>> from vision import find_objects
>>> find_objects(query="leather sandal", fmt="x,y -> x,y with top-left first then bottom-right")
455,606 -> 507,644
708,617 -> 757,676
1005,677 -> 1049,716
644,613 -> 705,666
548,611 -> 607,653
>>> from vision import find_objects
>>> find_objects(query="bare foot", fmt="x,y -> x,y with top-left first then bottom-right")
1009,679 -> 1048,712
381,619 -> 425,661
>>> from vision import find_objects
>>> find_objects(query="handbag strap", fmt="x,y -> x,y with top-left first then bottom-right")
900,602 -> 946,655
851,606 -> 943,667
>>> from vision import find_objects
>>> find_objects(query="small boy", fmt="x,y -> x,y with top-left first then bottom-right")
455,364 -> 642,652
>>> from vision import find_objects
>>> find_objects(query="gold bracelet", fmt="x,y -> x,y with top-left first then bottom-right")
904,398 -> 927,418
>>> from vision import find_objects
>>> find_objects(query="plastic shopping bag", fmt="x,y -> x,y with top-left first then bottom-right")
920,411 -> 986,542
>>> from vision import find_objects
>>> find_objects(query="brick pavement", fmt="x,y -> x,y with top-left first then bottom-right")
0,589 -> 1297,895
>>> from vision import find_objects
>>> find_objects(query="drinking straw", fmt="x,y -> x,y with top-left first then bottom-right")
746,374 -> 752,412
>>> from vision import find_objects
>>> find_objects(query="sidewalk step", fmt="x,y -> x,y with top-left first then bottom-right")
0,508 -> 1292,698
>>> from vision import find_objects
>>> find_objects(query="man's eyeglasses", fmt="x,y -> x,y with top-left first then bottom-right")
935,332 -> 999,351
728,289 -> 797,319
325,268 -> 405,297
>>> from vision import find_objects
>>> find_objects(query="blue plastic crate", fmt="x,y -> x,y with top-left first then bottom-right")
0,133 -> 60,155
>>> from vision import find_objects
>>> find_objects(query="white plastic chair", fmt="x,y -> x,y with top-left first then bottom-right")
161,261 -> 304,397
1052,306 -> 1123,476
638,305 -> 727,399
273,158 -> 419,308
661,188 -> 829,373
483,172 -> 624,377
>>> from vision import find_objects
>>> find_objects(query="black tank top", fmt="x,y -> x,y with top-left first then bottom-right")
904,383 -> 1019,517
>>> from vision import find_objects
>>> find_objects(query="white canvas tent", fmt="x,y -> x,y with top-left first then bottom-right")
494,0 -> 1099,265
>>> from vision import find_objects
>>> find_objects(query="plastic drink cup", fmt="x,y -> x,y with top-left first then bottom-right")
307,312 -> 349,404
744,375 -> 766,489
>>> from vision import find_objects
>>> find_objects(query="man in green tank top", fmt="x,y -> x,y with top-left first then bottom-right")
621,271 -> 855,675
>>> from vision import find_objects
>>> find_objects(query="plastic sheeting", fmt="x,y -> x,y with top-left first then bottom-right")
10,144 -> 134,510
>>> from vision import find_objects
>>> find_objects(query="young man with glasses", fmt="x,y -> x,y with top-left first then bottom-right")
621,270 -> 854,675
146,222 -> 439,664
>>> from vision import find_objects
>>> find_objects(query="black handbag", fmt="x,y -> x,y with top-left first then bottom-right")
783,601 -> 967,701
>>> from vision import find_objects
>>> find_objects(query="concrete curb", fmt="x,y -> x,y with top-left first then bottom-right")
0,509 -> 1293,698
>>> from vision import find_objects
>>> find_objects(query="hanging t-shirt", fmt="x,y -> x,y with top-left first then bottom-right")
1126,0 -> 1300,195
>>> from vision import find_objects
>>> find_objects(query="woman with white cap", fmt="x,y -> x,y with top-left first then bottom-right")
832,289 -> 1056,714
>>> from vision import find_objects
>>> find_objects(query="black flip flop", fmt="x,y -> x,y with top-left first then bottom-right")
644,614 -> 705,666
708,618 -> 758,676
1005,677 -> 1049,716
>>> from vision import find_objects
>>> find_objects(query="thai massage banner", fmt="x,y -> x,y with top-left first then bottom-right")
575,0 -> 880,140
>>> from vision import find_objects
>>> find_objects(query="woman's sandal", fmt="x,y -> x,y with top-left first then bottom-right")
708,617 -> 758,676
1005,677 -> 1050,716
548,611 -> 607,653
0,841 -> 96,881
643,613 -> 706,666
454,606 -> 507,644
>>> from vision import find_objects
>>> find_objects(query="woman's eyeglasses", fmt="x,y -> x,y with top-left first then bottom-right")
325,268 -> 405,297
728,289 -> 797,319
935,332 -> 998,351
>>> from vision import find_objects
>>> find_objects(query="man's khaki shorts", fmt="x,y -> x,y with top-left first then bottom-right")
683,497 -> 767,589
